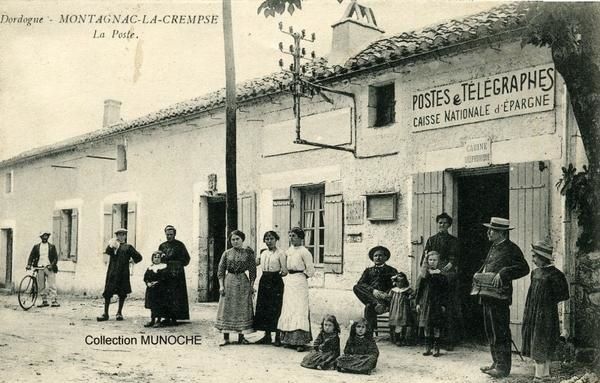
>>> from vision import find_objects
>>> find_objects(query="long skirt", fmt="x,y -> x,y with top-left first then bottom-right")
336,354 -> 378,374
253,271 -> 284,331
278,273 -> 312,345
301,351 -> 339,370
215,272 -> 254,333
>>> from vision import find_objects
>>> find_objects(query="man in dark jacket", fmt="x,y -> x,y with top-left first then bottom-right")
158,225 -> 190,325
353,246 -> 398,331
476,217 -> 530,378
97,228 -> 143,321
27,231 -> 59,307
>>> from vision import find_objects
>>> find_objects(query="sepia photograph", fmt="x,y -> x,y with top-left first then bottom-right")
1,0 -> 599,382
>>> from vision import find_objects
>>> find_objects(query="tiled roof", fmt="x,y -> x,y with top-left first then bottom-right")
0,2 -> 525,167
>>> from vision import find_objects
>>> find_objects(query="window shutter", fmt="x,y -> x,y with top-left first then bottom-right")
52,210 -> 62,259
272,187 -> 291,250
237,192 -> 256,252
290,187 -> 302,229
103,202 -> 113,257
70,209 -> 78,261
127,201 -> 137,247
324,180 -> 343,273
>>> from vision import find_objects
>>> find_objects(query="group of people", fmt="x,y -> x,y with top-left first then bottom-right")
26,213 -> 570,380
96,225 -> 191,326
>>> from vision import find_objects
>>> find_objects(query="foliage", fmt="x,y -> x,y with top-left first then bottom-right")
556,165 -> 599,252
258,0 -> 344,17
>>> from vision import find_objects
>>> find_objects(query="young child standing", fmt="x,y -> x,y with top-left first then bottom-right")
143,251 -> 168,327
388,272 -> 415,346
522,240 -> 569,382
336,318 -> 379,375
301,315 -> 341,370
416,251 -> 449,357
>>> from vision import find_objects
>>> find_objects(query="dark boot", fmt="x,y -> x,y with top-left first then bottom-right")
390,327 -> 396,344
423,337 -> 433,356
433,338 -> 441,357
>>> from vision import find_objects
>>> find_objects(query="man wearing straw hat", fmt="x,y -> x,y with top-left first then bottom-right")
476,217 -> 529,378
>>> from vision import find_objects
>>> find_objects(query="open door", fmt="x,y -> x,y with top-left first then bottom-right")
509,161 -> 550,346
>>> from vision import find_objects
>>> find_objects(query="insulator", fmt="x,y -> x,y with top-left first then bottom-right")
278,59 -> 284,67
278,21 -> 283,30
301,48 -> 306,56
311,33 -> 316,41
289,26 -> 293,33
289,45 -> 294,53
278,42 -> 283,51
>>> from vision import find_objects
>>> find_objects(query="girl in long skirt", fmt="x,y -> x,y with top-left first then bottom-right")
278,227 -> 315,352
215,230 -> 256,346
522,240 -> 569,382
301,314 -> 341,370
254,231 -> 288,345
336,318 -> 379,374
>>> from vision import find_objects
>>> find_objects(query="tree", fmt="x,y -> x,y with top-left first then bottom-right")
223,0 -> 238,237
257,0 -> 344,17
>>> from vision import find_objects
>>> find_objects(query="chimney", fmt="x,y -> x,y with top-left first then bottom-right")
328,0 -> 384,66
103,99 -> 122,128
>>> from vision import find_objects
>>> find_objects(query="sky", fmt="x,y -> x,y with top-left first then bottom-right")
0,0 -> 507,161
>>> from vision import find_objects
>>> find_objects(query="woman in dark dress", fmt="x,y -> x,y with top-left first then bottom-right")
254,231 -> 288,345
522,240 -> 569,381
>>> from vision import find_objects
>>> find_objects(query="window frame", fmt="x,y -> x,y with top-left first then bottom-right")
299,185 -> 326,266
368,82 -> 396,127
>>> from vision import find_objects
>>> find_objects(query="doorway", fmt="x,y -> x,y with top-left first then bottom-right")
207,197 -> 226,302
0,228 -> 13,288
456,169 -> 509,343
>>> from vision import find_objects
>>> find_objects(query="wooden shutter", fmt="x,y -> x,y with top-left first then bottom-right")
290,187 -> 302,230
103,202 -> 113,256
410,171 -> 444,286
127,201 -> 137,247
324,180 -> 343,273
272,188 -> 291,250
70,209 -> 78,260
509,161 -> 550,346
52,210 -> 62,259
238,192 -> 256,252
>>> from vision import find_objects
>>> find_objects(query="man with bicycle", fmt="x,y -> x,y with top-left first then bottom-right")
26,231 -> 59,307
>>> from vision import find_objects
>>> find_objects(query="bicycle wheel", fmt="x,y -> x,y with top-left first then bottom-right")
18,275 -> 37,310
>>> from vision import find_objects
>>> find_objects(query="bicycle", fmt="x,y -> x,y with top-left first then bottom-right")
18,266 -> 45,310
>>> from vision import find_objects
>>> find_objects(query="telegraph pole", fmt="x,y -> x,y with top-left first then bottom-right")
223,0 -> 237,236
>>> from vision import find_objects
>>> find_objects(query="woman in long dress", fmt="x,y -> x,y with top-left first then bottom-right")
215,230 -> 256,346
277,227 -> 315,352
254,231 -> 288,345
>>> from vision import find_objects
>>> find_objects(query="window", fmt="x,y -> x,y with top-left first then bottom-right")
301,186 -> 325,264
53,208 -> 78,261
103,201 -> 137,248
368,83 -> 395,127
4,171 -> 13,193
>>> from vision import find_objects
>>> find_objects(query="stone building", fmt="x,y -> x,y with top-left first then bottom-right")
0,2 -> 590,350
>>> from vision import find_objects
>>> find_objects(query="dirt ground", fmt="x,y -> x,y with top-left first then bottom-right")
0,293 -> 579,383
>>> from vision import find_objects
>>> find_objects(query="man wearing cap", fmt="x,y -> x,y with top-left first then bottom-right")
26,231 -> 59,307
158,225 -> 190,325
353,246 -> 398,331
97,228 -> 143,321
476,217 -> 530,378
420,212 -> 462,350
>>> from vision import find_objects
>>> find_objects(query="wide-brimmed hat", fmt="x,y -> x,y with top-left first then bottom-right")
114,228 -> 128,234
368,246 -> 391,261
483,217 -> 514,230
531,240 -> 554,261
39,231 -> 51,237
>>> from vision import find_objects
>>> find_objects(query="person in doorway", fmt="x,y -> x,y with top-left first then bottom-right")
158,225 -> 191,325
475,217 -> 529,378
278,227 -> 315,352
26,231 -> 59,307
353,246 -> 398,332
253,231 -> 288,346
420,212 -> 462,350
215,230 -> 256,345
97,228 -> 143,321
522,240 -> 569,382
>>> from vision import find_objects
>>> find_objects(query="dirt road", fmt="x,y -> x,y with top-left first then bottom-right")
0,294 -> 545,383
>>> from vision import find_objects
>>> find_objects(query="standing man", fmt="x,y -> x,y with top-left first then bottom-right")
27,231 -> 59,307
421,212 -> 462,350
97,228 -> 143,321
353,246 -> 398,332
476,217 -> 529,378
158,225 -> 190,325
